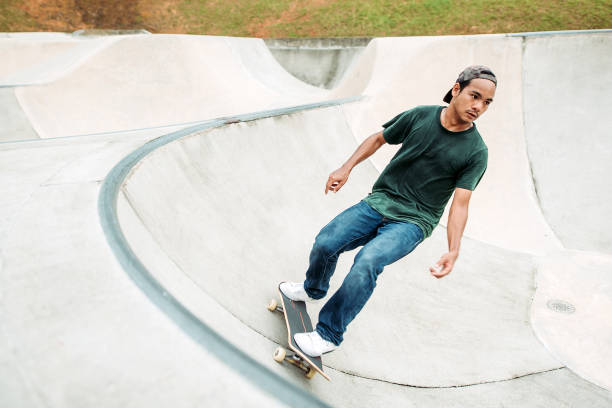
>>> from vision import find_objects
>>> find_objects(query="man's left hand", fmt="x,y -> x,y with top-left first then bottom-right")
429,251 -> 459,279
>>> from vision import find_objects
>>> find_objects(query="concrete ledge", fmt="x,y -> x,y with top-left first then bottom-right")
73,29 -> 151,36
507,29 -> 612,37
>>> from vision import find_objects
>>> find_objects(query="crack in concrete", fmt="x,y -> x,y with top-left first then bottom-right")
330,365 -> 566,389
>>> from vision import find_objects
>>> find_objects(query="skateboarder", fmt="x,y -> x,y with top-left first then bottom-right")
281,65 -> 497,357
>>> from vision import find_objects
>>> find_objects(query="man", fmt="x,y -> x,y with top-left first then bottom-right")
281,65 -> 497,357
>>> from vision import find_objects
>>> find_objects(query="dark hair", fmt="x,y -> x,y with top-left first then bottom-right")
458,79 -> 472,92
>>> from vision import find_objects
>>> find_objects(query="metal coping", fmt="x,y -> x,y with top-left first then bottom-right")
262,29 -> 611,44
73,29 -> 152,36
98,96 -> 360,408
506,29 -> 612,37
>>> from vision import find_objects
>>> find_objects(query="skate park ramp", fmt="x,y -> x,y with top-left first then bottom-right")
1,30 -> 611,407
264,37 -> 371,89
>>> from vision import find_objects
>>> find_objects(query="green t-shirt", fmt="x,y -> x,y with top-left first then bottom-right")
364,105 -> 488,237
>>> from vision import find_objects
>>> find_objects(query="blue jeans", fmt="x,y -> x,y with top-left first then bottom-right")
304,200 -> 424,345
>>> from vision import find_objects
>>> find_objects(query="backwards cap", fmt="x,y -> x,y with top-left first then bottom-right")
443,65 -> 497,104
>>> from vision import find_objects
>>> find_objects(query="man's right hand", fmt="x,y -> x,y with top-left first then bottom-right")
325,167 -> 350,194
324,130 -> 386,195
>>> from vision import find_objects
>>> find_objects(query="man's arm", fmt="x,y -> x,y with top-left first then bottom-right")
430,188 -> 472,278
325,130 -> 386,194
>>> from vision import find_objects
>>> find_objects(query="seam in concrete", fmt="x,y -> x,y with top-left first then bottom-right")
40,180 -> 103,187
517,35 -> 563,250
39,141 -> 112,187
329,365 -> 566,389
519,36 -> 543,209
98,97 -> 360,408
0,120 -> 213,146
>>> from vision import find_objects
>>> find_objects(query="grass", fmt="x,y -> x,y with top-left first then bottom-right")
271,0 -> 610,37
173,0 -> 611,37
1,0 -> 611,36
0,0 -> 41,32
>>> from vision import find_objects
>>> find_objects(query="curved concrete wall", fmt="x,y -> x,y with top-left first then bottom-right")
523,33 -> 612,254
265,38 -> 370,89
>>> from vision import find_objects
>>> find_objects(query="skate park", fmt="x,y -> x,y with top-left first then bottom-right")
1,29 -> 611,407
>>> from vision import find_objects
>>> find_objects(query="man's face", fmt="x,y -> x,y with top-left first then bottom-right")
451,78 -> 496,123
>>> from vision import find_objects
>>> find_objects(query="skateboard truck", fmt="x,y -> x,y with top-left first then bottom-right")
266,299 -> 284,314
272,347 -> 317,379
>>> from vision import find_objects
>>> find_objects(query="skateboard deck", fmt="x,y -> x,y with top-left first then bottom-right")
268,283 -> 331,380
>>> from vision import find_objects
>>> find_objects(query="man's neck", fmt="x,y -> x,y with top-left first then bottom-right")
441,107 -> 473,132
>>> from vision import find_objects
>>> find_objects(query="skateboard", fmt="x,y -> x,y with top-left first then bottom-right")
267,283 -> 331,381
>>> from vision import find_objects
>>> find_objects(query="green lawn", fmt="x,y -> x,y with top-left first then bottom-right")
0,0 -> 40,32
1,0 -> 610,36
176,0 -> 611,37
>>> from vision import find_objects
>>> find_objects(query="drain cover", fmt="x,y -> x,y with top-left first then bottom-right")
546,299 -> 576,314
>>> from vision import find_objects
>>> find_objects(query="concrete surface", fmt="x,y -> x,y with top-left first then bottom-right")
265,38 -> 370,88
1,30 -> 611,407
0,88 -> 38,141
13,34 -> 329,139
522,33 -> 612,254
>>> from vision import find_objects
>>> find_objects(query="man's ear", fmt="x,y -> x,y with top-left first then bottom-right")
451,82 -> 461,99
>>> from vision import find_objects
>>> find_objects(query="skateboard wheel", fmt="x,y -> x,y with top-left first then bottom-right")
273,347 -> 286,363
305,367 -> 316,379
267,299 -> 278,312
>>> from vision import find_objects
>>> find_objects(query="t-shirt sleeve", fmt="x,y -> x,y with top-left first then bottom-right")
382,109 -> 417,145
456,148 -> 488,191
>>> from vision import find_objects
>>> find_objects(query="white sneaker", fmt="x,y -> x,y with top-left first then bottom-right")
279,282 -> 317,303
294,331 -> 337,357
